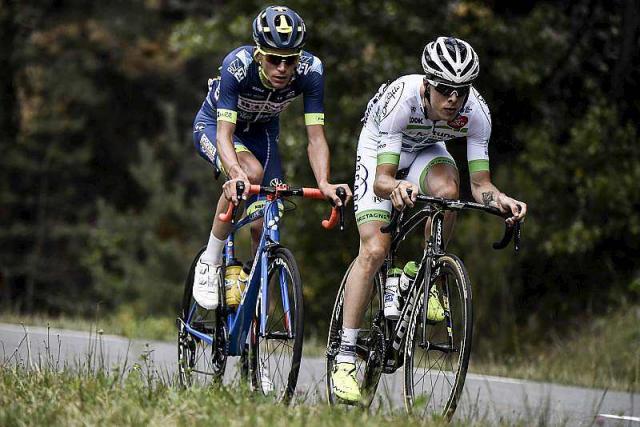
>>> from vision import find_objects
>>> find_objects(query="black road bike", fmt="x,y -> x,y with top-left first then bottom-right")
326,194 -> 521,420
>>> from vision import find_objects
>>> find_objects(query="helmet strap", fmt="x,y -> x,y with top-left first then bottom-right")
422,77 -> 433,119
258,66 -> 276,90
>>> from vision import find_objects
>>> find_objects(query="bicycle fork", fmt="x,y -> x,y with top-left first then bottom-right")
386,211 -> 446,369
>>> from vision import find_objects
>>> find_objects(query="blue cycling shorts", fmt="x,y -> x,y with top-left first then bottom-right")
193,111 -> 284,208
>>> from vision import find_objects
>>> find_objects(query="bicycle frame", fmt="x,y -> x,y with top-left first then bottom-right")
384,207 -> 445,366
381,196 -> 519,369
183,197 -> 286,356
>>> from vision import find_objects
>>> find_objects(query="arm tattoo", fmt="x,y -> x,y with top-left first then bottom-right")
482,191 -> 495,207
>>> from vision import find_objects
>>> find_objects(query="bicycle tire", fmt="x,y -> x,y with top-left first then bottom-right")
249,247 -> 303,404
177,246 -> 227,387
325,260 -> 386,407
403,254 -> 472,421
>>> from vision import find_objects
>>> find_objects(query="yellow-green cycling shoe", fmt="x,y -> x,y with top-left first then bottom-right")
427,287 -> 445,322
331,362 -> 361,403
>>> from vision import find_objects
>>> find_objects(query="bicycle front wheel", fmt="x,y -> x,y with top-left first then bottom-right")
403,254 -> 472,421
177,247 -> 227,388
249,247 -> 303,404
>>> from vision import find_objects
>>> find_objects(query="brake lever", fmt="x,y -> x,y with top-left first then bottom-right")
336,186 -> 347,231
218,181 -> 246,224
232,181 -> 245,224
380,188 -> 412,234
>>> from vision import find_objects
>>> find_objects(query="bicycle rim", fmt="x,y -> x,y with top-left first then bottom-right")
249,247 -> 303,404
325,260 -> 385,407
177,247 -> 227,388
403,254 -> 472,420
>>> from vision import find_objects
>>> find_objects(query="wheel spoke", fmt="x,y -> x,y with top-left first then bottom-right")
251,249 -> 303,403
326,261 -> 384,407
404,255 -> 472,420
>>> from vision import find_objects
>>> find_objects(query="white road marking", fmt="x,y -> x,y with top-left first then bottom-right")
597,414 -> 640,422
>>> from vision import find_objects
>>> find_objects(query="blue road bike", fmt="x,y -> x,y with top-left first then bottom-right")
178,182 -> 345,403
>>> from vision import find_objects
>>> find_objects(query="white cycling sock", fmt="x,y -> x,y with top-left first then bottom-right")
200,233 -> 225,265
336,327 -> 359,364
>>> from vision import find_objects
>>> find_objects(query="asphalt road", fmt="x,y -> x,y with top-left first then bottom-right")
1,323 -> 637,426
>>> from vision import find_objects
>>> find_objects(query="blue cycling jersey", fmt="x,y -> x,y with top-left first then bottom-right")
198,45 -> 325,129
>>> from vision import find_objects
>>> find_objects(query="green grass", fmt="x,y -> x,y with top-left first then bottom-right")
1,364 -> 513,427
0,308 -> 176,342
471,306 -> 640,392
3,305 -> 639,393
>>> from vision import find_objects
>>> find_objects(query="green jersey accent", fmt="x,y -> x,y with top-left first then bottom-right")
468,159 -> 490,173
355,209 -> 391,225
418,157 -> 457,193
217,109 -> 237,123
304,113 -> 325,126
377,153 -> 400,165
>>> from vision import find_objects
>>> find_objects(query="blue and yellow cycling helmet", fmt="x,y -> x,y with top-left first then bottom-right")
252,6 -> 306,52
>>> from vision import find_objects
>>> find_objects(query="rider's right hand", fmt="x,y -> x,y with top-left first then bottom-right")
222,168 -> 250,206
390,180 -> 419,211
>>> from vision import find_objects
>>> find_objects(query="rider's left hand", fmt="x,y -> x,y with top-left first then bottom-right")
319,182 -> 353,207
497,193 -> 527,226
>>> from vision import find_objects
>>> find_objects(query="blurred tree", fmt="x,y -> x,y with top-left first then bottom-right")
1,0 -> 638,354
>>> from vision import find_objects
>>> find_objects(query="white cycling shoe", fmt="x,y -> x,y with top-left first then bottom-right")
192,257 -> 222,310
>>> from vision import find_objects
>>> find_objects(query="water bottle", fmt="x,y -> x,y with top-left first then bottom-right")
224,260 -> 242,307
399,261 -> 418,295
384,267 -> 403,320
226,261 -> 251,308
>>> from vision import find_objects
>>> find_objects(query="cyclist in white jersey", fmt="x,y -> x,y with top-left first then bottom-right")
330,37 -> 528,403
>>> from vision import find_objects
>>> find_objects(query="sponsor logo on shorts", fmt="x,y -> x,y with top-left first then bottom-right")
353,156 -> 368,203
358,211 -> 389,222
270,178 -> 283,186
200,134 -> 217,163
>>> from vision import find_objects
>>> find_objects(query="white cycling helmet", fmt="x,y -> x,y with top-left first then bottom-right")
421,37 -> 479,85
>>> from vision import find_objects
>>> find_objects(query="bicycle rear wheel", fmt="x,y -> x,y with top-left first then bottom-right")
403,254 -> 472,420
249,247 -> 303,404
177,247 -> 227,387
326,260 -> 385,407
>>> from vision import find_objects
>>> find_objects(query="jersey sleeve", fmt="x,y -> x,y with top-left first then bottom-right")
300,55 -> 325,126
216,50 -> 251,124
466,91 -> 492,173
377,81 -> 411,166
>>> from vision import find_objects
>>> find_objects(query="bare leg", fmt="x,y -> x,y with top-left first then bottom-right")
423,163 -> 460,245
342,221 -> 391,329
210,151 -> 265,249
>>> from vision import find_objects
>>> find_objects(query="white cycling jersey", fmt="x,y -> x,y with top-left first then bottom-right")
362,74 -> 491,173
353,74 -> 492,226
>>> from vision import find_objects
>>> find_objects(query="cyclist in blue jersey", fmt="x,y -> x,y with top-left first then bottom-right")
192,6 -> 352,309
330,37 -> 527,402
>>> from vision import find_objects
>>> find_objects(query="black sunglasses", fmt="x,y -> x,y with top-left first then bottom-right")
432,82 -> 471,98
264,53 -> 299,66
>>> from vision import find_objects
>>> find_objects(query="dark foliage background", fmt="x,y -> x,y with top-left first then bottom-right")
1,0 -> 639,354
